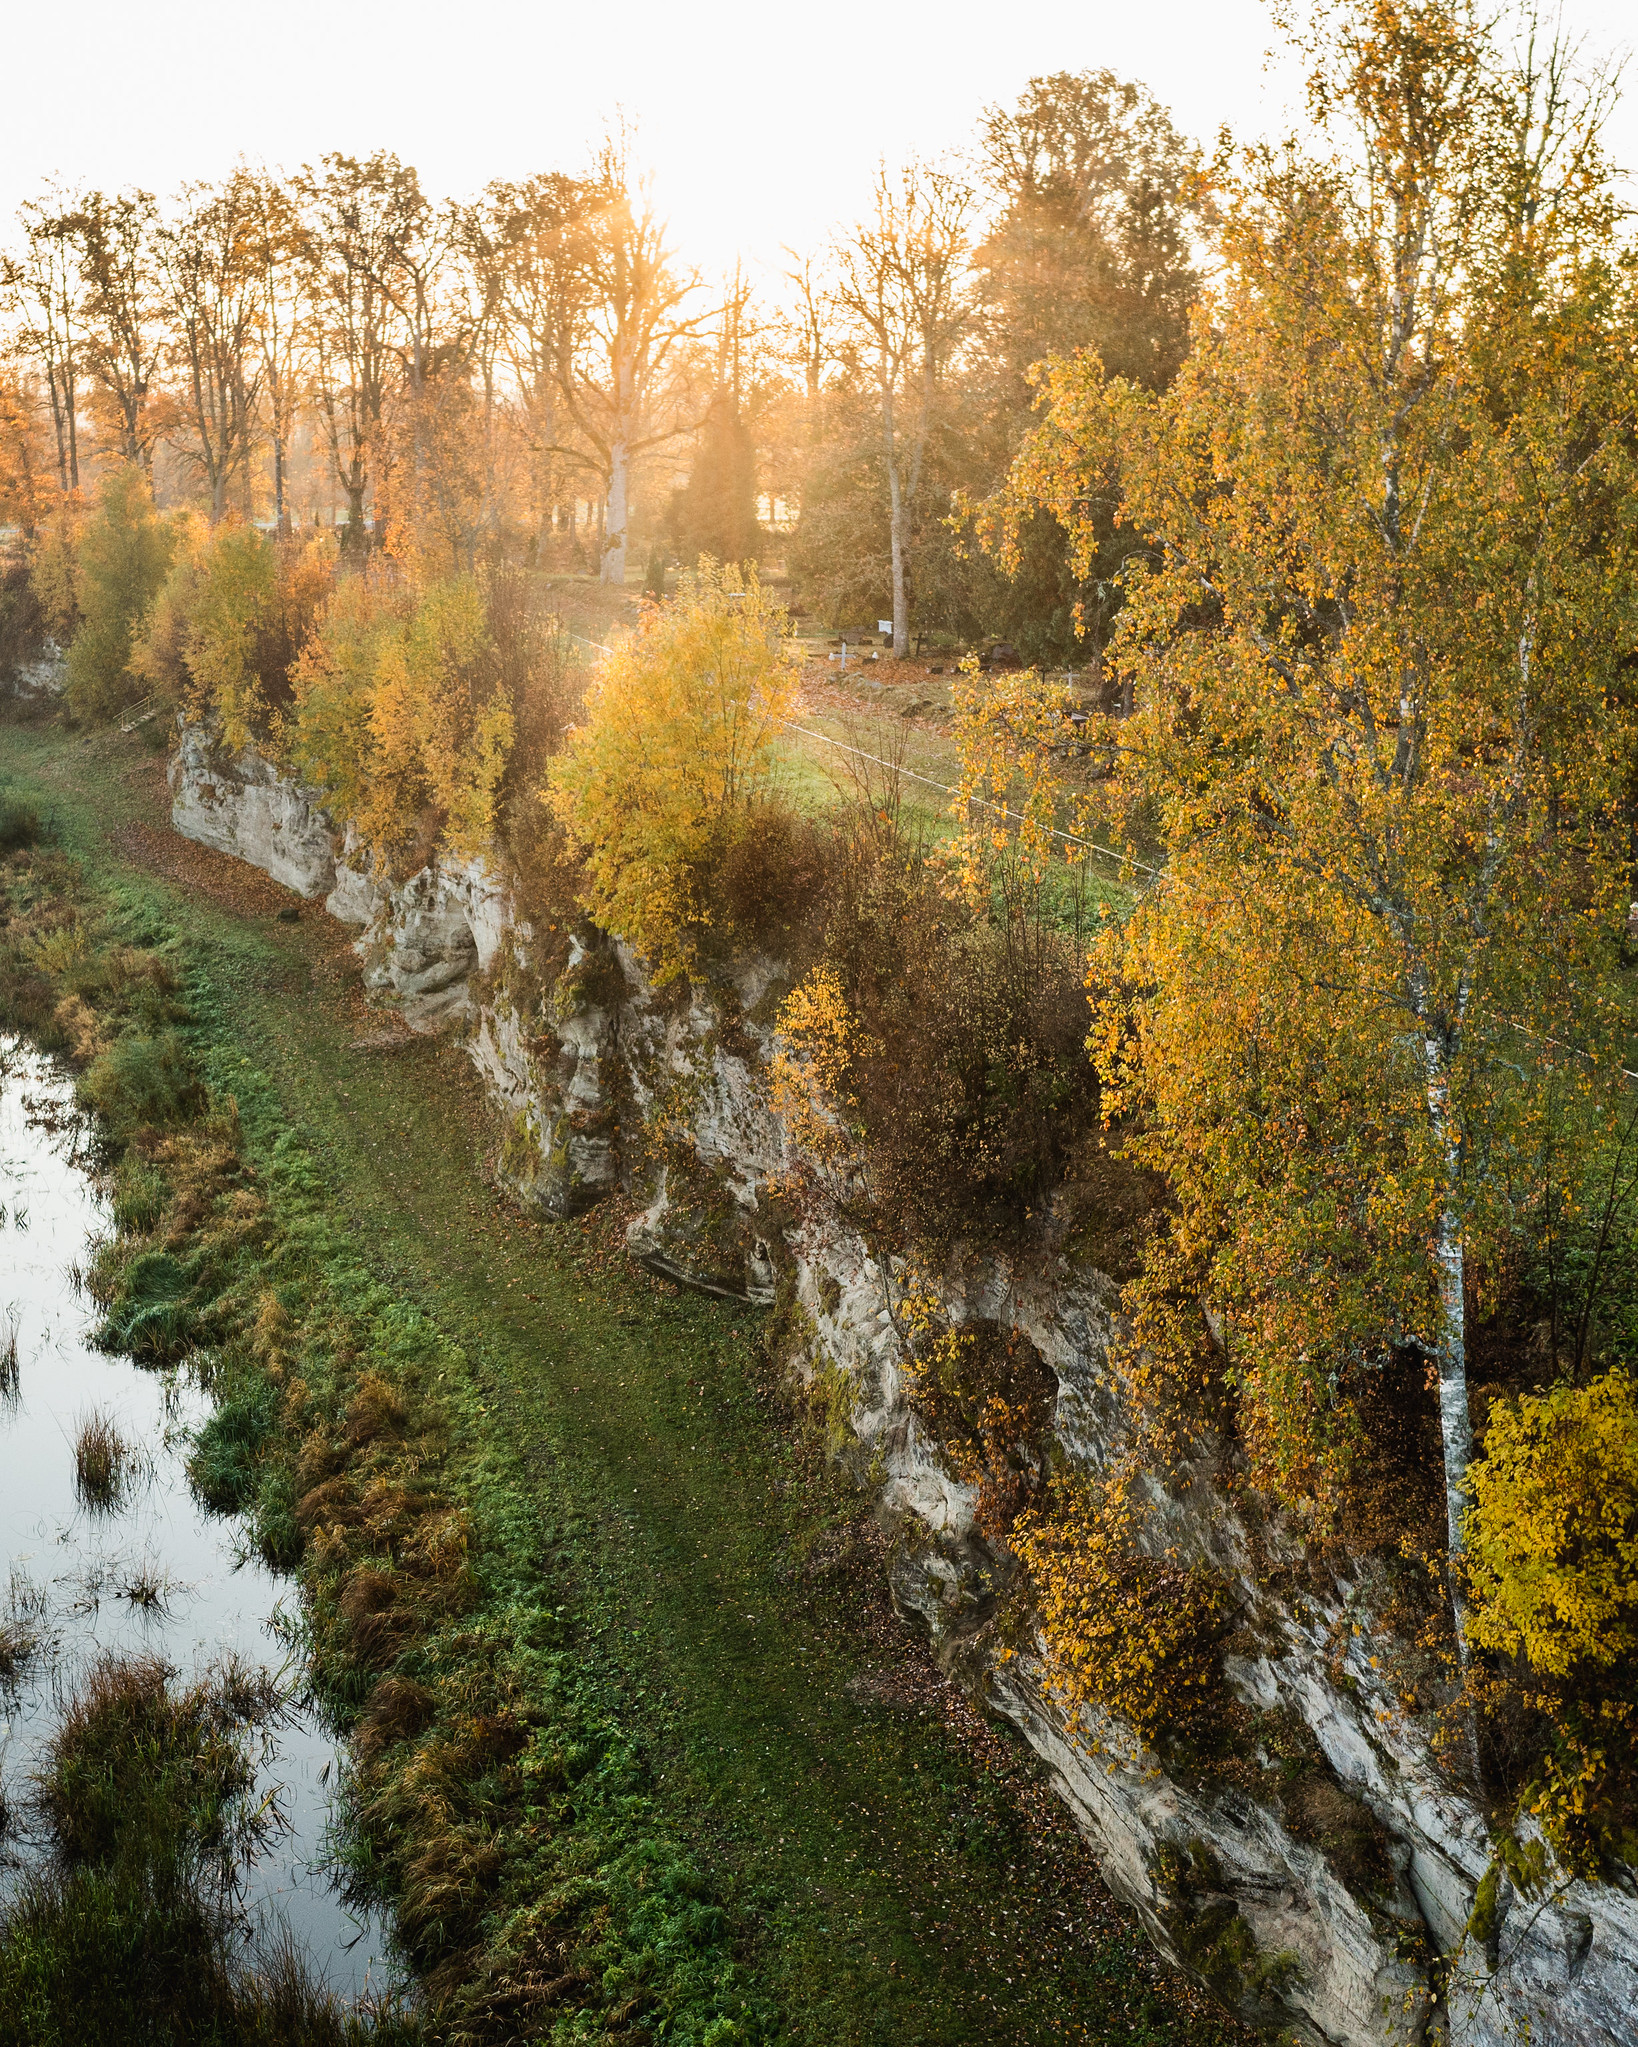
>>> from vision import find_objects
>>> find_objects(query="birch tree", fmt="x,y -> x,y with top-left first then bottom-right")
982,0 -> 1638,1675
830,163 -> 974,656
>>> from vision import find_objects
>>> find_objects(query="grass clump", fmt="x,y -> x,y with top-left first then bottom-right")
0,791 -> 41,851
189,1376 -> 281,1514
0,1651 -> 418,2047
79,1029 -> 206,1150
0,1306 -> 18,1404
39,1650 -> 271,1874
72,1409 -> 131,1512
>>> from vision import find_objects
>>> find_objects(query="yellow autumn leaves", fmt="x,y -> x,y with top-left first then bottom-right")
134,516 -> 525,867
293,571 -> 515,861
544,562 -> 797,980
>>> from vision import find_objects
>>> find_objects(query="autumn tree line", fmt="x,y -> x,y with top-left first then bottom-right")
0,74 -> 1198,666
6,0 -> 1638,1949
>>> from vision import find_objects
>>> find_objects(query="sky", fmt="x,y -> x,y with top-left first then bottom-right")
3,0 -> 1634,285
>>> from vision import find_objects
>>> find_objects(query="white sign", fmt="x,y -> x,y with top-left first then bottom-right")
877,620 -> 893,635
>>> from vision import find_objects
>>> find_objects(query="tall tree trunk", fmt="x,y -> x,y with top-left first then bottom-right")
65,367 -> 79,492
46,366 -> 70,494
601,343 -> 634,587
1424,1029 -> 1484,1783
602,438 -> 629,585
882,370 -> 908,656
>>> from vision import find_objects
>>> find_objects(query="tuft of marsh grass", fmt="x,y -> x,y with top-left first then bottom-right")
0,1619 -> 35,1691
72,1409 -> 130,1512
0,1570 -> 47,1694
116,1557 -> 176,1614
0,1650 -> 422,2046
0,1304 -> 18,1403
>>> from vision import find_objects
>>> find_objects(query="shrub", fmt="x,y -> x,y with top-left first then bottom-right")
0,792 -> 41,851
63,467 -> 175,723
136,523 -> 335,749
716,800 -> 834,957
373,575 -> 514,857
780,822 -> 1098,1245
290,567 -> 536,867
547,561 -> 797,981
78,1031 -> 206,1150
0,553 -> 47,688
1010,1463 -> 1230,1747
901,1316 -> 1057,1542
1467,1369 -> 1638,1679
287,563 -> 408,827
27,492 -> 82,645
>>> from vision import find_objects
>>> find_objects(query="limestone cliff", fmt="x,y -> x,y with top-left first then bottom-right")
169,719 -> 1638,2047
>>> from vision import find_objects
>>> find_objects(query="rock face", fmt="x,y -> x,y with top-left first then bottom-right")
169,721 -> 338,900
170,726 -> 1638,2047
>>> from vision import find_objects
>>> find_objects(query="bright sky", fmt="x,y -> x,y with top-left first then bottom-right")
5,0 -> 1634,286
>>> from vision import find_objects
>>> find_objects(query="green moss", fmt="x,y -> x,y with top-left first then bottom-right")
1156,1837 -> 1305,2009
497,1107 -> 541,1184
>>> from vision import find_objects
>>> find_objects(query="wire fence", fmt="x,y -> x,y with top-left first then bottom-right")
564,624 -> 1638,1082
564,631 -> 1152,878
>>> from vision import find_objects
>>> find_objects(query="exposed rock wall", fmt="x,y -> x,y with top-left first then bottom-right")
169,722 -> 1638,2047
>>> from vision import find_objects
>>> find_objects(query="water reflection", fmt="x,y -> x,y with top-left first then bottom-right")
0,1036 -> 398,2002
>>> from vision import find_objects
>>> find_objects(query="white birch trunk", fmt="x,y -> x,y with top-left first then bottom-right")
1423,1037 -> 1475,1590
1424,1029 -> 1482,1796
601,343 -> 634,587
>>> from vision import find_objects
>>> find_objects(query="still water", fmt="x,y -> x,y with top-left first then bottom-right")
0,1035 -> 398,2002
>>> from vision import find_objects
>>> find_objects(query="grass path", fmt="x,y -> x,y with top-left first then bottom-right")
0,719 -> 1238,2047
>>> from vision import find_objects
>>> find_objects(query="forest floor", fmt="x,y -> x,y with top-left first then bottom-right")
0,711 -> 1244,2047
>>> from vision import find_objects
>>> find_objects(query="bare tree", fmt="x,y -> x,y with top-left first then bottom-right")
4,190 -> 86,492
549,133 -> 707,586
780,249 -> 832,408
156,174 -> 266,519
830,163 -> 975,655
485,172 -> 600,560
241,172 -> 308,537
294,152 -> 417,542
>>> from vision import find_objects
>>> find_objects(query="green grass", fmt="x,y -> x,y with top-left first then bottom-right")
0,718 -> 1238,2047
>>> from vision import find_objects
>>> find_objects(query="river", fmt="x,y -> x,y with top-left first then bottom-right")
0,1034 -> 399,2004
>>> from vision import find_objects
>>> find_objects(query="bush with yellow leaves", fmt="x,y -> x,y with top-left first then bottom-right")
546,561 -> 797,982
1465,1369 -> 1638,1866
1467,1370 -> 1638,1681
136,520 -> 334,751
900,1315 -> 1057,1545
1010,1461 -> 1230,1747
288,568 -> 547,867
63,465 -> 176,723
769,962 -> 868,1189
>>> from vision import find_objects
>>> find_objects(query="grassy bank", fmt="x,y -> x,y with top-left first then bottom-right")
0,713 -> 1240,2046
